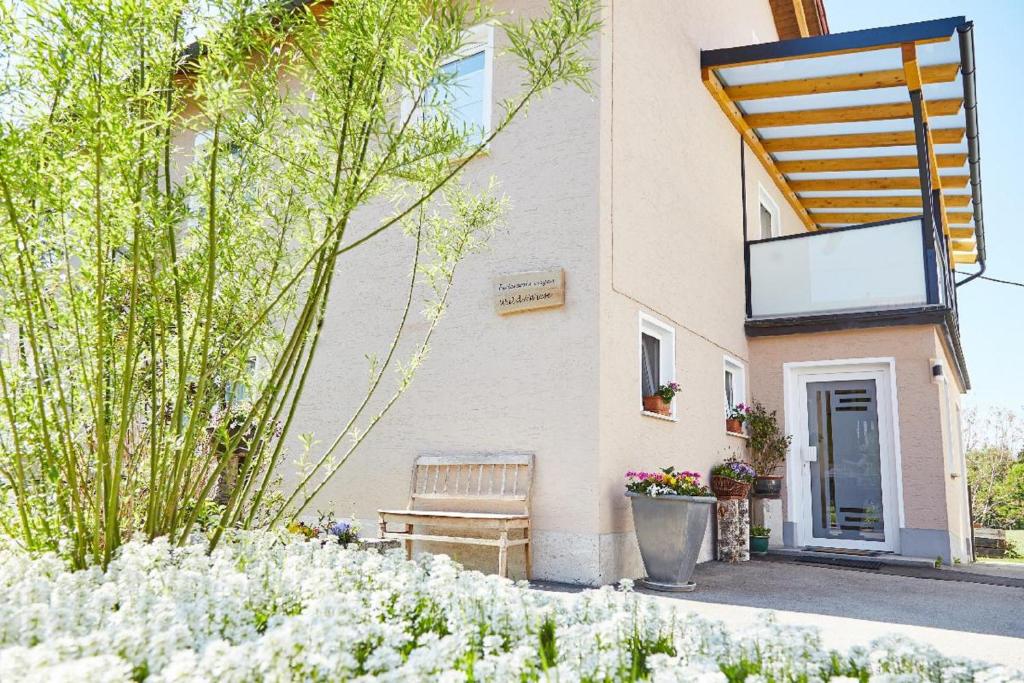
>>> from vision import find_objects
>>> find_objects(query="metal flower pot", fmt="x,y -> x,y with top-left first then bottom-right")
752,475 -> 783,499
627,492 -> 717,592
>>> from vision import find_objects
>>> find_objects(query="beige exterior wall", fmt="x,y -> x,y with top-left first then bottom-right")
748,325 -> 969,562
592,0 -> 793,580
168,0 -> 973,582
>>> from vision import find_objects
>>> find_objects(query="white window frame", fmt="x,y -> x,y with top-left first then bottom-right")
402,23 -> 494,142
638,312 -> 676,419
723,355 -> 747,418
758,183 -> 781,239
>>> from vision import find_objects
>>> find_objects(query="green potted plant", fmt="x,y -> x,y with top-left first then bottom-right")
710,458 -> 755,500
726,403 -> 747,434
745,400 -> 792,499
625,467 -> 717,591
643,381 -> 680,416
750,525 -> 770,555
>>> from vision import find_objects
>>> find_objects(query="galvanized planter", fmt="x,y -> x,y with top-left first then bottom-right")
627,492 -> 717,592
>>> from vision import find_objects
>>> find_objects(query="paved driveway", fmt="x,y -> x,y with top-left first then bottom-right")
642,559 -> 1024,668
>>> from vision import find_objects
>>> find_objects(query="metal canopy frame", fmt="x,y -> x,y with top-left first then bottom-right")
701,16 -> 985,278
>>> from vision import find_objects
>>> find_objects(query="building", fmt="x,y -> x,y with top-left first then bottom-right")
265,1 -> 987,583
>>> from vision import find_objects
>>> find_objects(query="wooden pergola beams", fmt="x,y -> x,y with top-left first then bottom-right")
746,99 -> 963,127
724,63 -> 959,101
763,127 -> 964,152
701,68 -> 818,232
802,195 -> 971,209
778,154 -> 966,173
789,176 -> 969,192
702,22 -> 978,264
809,211 -> 973,225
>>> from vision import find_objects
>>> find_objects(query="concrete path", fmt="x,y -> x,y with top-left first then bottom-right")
651,560 -> 1024,668
537,558 -> 1024,669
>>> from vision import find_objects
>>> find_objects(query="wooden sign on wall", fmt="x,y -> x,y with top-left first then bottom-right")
494,268 -> 565,315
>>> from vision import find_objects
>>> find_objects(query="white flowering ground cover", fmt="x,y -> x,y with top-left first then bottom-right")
0,532 -> 1019,682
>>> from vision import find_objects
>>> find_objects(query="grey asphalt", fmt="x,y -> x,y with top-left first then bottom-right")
535,558 -> 1024,668
677,558 -> 1024,638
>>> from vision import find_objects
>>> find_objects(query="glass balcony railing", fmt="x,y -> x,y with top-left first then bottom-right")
747,217 -> 950,320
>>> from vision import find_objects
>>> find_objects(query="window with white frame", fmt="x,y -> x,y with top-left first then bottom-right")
758,183 -> 780,239
639,313 -> 676,415
417,24 -> 493,147
723,356 -> 746,416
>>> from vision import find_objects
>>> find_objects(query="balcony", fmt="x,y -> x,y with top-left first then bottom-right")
745,216 -> 953,324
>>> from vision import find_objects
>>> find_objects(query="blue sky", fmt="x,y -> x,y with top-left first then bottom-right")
825,1 -> 1024,412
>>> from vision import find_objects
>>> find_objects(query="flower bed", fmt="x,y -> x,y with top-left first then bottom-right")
0,533 -> 1017,682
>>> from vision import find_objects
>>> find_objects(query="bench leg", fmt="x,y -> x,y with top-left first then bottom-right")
404,523 -> 413,560
524,527 -> 532,581
378,515 -> 386,539
498,530 -> 509,578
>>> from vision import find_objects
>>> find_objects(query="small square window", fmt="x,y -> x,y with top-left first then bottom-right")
639,313 -> 676,417
758,184 -> 780,239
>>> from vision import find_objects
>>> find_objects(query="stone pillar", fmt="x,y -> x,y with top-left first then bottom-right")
717,499 -> 750,563
751,497 -> 784,548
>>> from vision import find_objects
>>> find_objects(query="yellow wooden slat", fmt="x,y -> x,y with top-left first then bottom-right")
764,128 -> 964,152
724,63 -> 960,100
949,227 -> 975,239
801,195 -> 971,209
809,211 -> 973,224
746,99 -> 963,128
952,251 -> 978,264
789,176 -> 970,191
778,153 -> 966,173
950,239 -> 977,252
792,0 -> 810,38
701,68 -> 817,231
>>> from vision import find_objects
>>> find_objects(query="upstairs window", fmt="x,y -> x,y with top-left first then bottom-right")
419,24 -> 493,147
758,183 -> 780,239
639,313 -> 676,416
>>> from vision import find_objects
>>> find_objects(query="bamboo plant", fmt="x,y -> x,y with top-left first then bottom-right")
0,0 -> 600,567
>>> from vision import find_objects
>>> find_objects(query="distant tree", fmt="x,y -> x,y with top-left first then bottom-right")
965,407 -> 1024,529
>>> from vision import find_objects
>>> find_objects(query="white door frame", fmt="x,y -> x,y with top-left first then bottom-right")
783,358 -> 905,553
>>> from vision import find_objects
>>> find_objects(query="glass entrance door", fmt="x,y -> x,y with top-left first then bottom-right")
805,379 -> 886,544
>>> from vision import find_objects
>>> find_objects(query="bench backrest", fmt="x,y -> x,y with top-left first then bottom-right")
408,453 -> 534,514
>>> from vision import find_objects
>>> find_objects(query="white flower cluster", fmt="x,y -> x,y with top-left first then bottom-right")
0,532 -> 1018,682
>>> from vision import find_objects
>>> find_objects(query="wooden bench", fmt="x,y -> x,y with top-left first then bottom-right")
378,454 -> 534,579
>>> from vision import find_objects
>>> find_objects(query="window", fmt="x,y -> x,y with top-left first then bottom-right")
639,313 -> 676,416
758,184 -> 780,239
723,356 -> 747,416
416,24 -> 493,147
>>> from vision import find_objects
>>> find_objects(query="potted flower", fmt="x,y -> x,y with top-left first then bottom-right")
745,400 -> 793,498
726,403 -> 747,434
643,382 -> 680,416
750,525 -> 770,555
710,458 -> 755,500
625,467 -> 716,591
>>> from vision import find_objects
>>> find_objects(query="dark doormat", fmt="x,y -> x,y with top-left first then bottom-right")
803,546 -> 883,557
795,556 -> 884,570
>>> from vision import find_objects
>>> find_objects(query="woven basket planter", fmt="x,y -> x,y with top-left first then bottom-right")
711,475 -> 751,501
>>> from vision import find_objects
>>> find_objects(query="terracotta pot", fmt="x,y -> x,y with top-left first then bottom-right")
643,395 -> 672,416
725,418 -> 743,434
752,475 -> 783,499
710,475 -> 751,501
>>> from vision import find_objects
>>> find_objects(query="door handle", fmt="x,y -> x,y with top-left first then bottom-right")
802,446 -> 818,463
